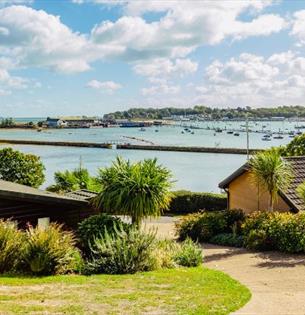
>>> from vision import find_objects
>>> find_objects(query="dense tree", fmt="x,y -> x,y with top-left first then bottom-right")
280,134 -> 305,156
47,166 -> 100,193
93,157 -> 173,227
0,148 -> 45,187
249,149 -> 294,211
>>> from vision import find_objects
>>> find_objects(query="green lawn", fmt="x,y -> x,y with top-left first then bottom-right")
0,267 -> 250,315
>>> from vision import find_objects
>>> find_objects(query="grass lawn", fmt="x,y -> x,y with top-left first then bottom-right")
0,267 -> 250,315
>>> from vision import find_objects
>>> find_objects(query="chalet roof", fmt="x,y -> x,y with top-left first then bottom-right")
65,189 -> 98,201
219,156 -> 305,212
0,180 -> 89,206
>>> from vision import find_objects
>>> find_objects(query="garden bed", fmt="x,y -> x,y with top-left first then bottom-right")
0,267 -> 250,315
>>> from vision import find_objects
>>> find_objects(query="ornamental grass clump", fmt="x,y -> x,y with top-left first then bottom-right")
22,224 -> 82,276
152,238 -> 202,269
0,220 -> 24,273
85,224 -> 157,274
173,238 -> 202,267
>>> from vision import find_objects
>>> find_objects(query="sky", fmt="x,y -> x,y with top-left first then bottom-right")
0,0 -> 305,116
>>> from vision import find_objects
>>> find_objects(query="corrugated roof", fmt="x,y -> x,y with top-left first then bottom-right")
219,156 -> 305,212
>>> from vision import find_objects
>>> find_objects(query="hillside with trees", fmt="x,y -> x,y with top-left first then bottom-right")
104,106 -> 305,120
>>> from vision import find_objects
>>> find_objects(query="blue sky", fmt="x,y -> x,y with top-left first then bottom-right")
0,0 -> 305,116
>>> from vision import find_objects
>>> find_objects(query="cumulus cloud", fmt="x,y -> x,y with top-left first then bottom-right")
195,52 -> 305,106
91,1 -> 286,62
86,80 -> 122,93
0,5 -> 94,73
0,2 -> 287,82
290,10 -> 305,46
142,82 -> 180,96
134,58 -> 198,79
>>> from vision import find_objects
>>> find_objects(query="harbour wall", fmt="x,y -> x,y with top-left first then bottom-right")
0,139 -> 261,155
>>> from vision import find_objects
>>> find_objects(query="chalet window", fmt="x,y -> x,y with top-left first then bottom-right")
38,217 -> 50,229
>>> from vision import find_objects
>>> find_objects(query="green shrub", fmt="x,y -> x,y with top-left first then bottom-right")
209,233 -> 244,248
242,211 -> 279,250
0,220 -> 24,273
169,190 -> 227,214
176,209 -> 244,242
85,224 -> 156,274
22,224 -> 81,276
242,211 -> 305,253
77,214 -> 131,254
280,134 -> 305,156
224,209 -> 245,234
173,238 -> 202,267
152,239 -> 179,269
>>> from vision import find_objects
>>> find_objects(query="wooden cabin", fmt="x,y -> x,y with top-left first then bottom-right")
219,156 -> 305,214
0,180 -> 98,229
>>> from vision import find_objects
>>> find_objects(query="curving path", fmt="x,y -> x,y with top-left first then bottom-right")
203,244 -> 305,315
144,217 -> 305,314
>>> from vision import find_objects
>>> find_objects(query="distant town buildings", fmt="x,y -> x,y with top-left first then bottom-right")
46,116 -> 100,128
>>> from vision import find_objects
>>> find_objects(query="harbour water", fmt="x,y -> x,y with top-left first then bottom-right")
0,119 -> 301,192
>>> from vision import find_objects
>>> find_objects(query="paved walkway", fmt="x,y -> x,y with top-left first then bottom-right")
203,244 -> 305,315
144,217 -> 305,314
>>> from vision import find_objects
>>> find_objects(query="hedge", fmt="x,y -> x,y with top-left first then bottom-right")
168,190 -> 227,214
176,210 -> 305,254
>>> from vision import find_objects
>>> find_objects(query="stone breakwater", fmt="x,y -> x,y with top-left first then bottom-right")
0,139 -> 261,155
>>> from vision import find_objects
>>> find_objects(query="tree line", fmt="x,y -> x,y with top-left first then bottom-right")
104,105 -> 305,120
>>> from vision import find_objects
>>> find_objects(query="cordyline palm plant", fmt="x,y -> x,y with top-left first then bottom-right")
93,157 -> 173,227
249,149 -> 293,211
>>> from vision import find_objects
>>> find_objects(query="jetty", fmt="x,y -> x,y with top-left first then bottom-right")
0,139 -> 261,155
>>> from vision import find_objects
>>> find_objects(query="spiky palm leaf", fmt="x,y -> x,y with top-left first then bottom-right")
249,149 -> 294,211
94,157 -> 173,227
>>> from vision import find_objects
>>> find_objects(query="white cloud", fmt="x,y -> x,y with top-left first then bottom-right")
290,10 -> 305,46
0,2 -> 288,87
142,83 -> 180,96
86,80 -> 122,93
0,5 -> 91,74
91,1 -> 286,61
195,52 -> 305,106
0,0 -> 33,7
134,58 -> 198,79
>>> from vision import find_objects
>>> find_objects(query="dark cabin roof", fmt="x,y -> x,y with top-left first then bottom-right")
65,189 -> 98,201
0,180 -> 89,206
219,156 -> 305,212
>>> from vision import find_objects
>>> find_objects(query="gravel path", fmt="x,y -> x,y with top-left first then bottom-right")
203,244 -> 305,315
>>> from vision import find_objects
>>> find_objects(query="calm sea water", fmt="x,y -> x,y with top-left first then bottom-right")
0,119 -> 301,192
0,120 -> 298,148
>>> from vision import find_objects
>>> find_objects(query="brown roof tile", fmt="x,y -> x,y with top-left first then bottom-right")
282,157 -> 305,211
